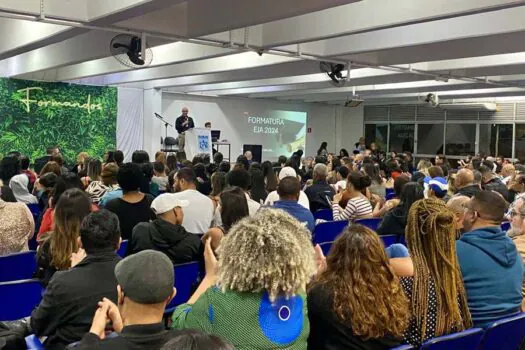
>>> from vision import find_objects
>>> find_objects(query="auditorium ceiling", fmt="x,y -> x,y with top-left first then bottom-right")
2,0 -> 525,105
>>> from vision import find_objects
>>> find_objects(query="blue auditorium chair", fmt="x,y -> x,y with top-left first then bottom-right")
0,250 -> 37,282
164,261 -> 201,314
117,240 -> 128,258
420,328 -> 484,349
355,218 -> 381,231
313,208 -> 333,221
385,192 -> 397,201
312,220 -> 349,245
0,279 -> 43,321
390,345 -> 414,350
478,312 -> 525,350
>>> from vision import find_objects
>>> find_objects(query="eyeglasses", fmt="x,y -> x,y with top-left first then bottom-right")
510,211 -> 525,218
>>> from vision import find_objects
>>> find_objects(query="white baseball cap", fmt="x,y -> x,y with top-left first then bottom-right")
279,166 -> 297,180
151,193 -> 189,214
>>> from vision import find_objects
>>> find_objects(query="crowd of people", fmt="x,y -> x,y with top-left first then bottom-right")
0,139 -> 524,349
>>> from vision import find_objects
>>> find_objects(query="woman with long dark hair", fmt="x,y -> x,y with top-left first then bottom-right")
362,163 -> 386,199
249,169 -> 268,203
377,182 -> 424,237
205,186 -> 250,251
339,148 -> 349,158
36,188 -> 92,285
261,161 -> 278,192
309,224 -> 409,349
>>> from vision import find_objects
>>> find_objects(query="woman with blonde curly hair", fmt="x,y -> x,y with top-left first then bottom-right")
172,208 -> 317,349
390,198 -> 472,346
308,224 -> 409,349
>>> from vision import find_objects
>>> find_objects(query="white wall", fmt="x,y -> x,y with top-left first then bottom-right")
138,93 -> 363,160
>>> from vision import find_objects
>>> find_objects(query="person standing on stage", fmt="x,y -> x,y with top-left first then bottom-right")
175,107 -> 195,151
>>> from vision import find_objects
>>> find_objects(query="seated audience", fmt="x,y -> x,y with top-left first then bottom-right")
273,176 -> 315,232
206,186 -> 250,251
457,191 -> 523,327
332,172 -> 373,221
105,163 -> 155,241
373,175 -> 410,217
81,158 -> 102,188
37,188 -> 92,286
446,195 -> 470,237
152,161 -> 169,192
424,176 -> 448,199
34,172 -> 58,210
377,182 -> 423,237
333,165 -> 349,192
363,163 -> 386,199
77,250 -> 177,349
114,150 -> 124,167
209,171 -> 226,206
34,146 -> 58,174
51,154 -> 70,175
501,163 -> 516,185
72,152 -> 89,174
454,168 -> 481,198
172,168 -> 215,234
218,161 -> 230,173
85,163 -> 119,204
31,210 -> 121,349
225,167 -> 261,215
131,194 -> 203,264
412,159 -> 431,183
428,165 -> 444,178
38,173 -> 86,238
172,209 -> 316,349
39,161 -> 61,177
305,163 -> 335,213
390,198 -> 472,345
480,164 -> 510,201
264,166 -> 310,209
249,168 -> 268,204
0,197 -> 34,255
20,155 -> 36,191
0,185 -> 16,202
308,224 -> 409,349
160,330 -> 234,350
9,174 -> 37,204
194,163 -> 212,196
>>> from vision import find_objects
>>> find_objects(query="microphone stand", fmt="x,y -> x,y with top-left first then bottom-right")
154,113 -> 173,146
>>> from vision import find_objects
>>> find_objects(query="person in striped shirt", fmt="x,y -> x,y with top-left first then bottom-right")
332,171 -> 373,221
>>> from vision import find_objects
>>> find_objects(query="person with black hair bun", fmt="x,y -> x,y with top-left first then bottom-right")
332,172 -> 373,221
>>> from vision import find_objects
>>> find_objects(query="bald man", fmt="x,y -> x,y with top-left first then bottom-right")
175,107 -> 195,151
447,195 -> 470,236
454,168 -> 481,198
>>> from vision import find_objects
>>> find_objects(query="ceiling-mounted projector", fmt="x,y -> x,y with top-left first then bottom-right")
344,96 -> 364,107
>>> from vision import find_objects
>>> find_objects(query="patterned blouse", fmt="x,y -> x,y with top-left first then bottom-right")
0,199 -> 35,255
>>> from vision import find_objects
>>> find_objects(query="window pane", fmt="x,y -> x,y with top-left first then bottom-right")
445,124 -> 476,156
479,124 -> 513,158
365,124 -> 388,152
417,124 -> 444,155
389,124 -> 414,153
516,124 -> 525,161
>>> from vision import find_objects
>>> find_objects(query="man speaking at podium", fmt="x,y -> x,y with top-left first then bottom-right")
175,107 -> 195,151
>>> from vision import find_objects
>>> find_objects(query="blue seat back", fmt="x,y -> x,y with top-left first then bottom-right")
380,234 -> 398,248
0,251 -> 37,282
318,241 -> 333,256
313,209 -> 333,221
501,222 -> 511,232
421,328 -> 484,349
355,218 -> 381,232
385,192 -> 396,201
0,279 -> 43,321
117,240 -> 128,258
25,334 -> 44,350
390,345 -> 414,350
313,220 -> 349,245
165,261 -> 201,313
27,204 -> 42,250
478,312 -> 525,350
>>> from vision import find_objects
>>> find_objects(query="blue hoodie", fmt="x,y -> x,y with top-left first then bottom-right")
456,226 -> 524,328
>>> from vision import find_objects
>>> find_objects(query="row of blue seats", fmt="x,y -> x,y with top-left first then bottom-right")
392,312 -> 525,349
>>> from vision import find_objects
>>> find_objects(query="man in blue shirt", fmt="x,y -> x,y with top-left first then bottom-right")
273,176 -> 315,232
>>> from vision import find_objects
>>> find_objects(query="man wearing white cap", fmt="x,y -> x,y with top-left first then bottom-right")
130,193 -> 203,264
263,166 -> 310,209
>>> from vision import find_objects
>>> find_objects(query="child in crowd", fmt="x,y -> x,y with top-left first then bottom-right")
152,161 -> 169,192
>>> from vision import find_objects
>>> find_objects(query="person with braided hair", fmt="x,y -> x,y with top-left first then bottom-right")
389,198 -> 472,346
171,208 -> 317,349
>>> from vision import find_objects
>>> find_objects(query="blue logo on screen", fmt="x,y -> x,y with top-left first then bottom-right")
198,135 -> 210,152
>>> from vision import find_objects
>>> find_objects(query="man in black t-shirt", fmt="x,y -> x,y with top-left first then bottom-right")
175,107 -> 195,152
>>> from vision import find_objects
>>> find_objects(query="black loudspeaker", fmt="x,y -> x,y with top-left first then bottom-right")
243,144 -> 262,163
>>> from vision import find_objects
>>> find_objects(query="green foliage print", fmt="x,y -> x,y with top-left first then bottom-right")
0,78 -> 117,164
